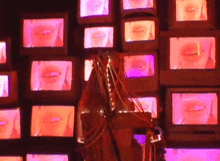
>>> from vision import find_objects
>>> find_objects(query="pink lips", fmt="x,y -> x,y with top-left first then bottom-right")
0,121 -> 7,126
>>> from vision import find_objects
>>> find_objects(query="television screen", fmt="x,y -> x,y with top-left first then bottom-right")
124,20 -> 155,42
23,19 -> 64,48
0,108 -> 20,139
84,27 -> 113,48
124,54 -> 155,78
31,61 -> 72,91
172,93 -> 217,125
84,59 -> 94,81
0,75 -> 8,97
170,37 -> 215,69
176,0 -> 208,21
129,97 -> 157,118
133,134 -> 146,161
165,148 -> 220,161
0,157 -> 22,161
31,106 -> 75,137
80,0 -> 109,17
0,42 -> 6,64
123,0 -> 154,10
27,154 -> 68,161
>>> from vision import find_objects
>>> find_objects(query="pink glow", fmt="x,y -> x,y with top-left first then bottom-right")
31,61 -> 72,91
0,108 -> 20,139
0,42 -> 6,64
129,97 -> 157,118
84,27 -> 113,48
0,75 -> 8,97
123,0 -> 153,10
84,59 -> 93,81
172,93 -> 217,125
165,148 -> 220,161
125,20 -> 155,42
27,154 -> 68,161
23,19 -> 64,47
0,157 -> 22,161
31,106 -> 75,137
176,0 -> 208,21
170,37 -> 215,69
124,55 -> 155,78
134,134 -> 146,161
80,0 -> 109,17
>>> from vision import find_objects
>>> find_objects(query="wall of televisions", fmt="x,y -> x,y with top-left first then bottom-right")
0,0 -> 220,160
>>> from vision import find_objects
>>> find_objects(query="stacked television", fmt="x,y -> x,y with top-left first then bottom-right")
160,0 -> 220,160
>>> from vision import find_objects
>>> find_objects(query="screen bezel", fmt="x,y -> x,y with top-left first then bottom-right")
121,17 -> 159,52
168,0 -> 216,29
19,12 -> 68,56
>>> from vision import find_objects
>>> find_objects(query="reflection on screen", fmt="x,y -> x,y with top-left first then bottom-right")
124,55 -> 155,78
0,157 -> 23,161
27,154 -> 68,161
172,93 -> 217,125
31,61 -> 72,91
129,97 -> 157,118
170,37 -> 215,69
80,0 -> 109,17
0,108 -> 20,139
23,19 -> 64,47
123,0 -> 153,10
0,75 -> 8,97
176,0 -> 208,21
134,134 -> 146,161
84,27 -> 113,48
84,59 -> 93,81
0,42 -> 6,64
165,148 -> 220,161
31,106 -> 75,137
125,20 -> 155,42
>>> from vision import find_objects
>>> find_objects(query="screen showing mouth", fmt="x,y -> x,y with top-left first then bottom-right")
27,154 -> 68,161
0,156 -> 23,161
172,93 -> 218,125
0,75 -> 8,97
84,59 -> 94,81
0,42 -> 6,64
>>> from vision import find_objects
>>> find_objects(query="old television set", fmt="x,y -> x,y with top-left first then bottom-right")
168,0 -> 216,29
31,105 -> 75,138
123,52 -> 159,93
84,25 -> 115,55
19,12 -> 68,56
26,154 -> 69,161
122,17 -> 159,52
120,0 -> 157,17
0,71 -> 18,104
0,107 -> 21,140
0,37 -> 12,70
160,30 -> 220,86
165,88 -> 220,143
165,148 -> 220,161
77,0 -> 114,24
24,56 -> 82,104
0,156 -> 23,161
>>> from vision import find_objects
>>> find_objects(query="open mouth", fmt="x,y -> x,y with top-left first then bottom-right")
43,113 -> 62,124
40,65 -> 62,84
180,43 -> 203,62
91,31 -> 106,45
132,26 -> 147,40
0,121 -> 7,126
185,4 -> 198,13
131,59 -> 147,70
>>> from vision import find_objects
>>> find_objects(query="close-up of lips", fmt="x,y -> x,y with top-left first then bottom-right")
86,0 -> 102,12
91,31 -> 106,45
40,64 -> 62,84
131,25 -> 147,40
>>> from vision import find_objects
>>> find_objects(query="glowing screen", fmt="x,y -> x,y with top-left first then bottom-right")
27,154 -> 68,161
23,19 -> 64,47
172,93 -> 217,125
129,97 -> 157,118
124,55 -> 155,78
31,106 -> 75,137
0,42 -> 6,64
0,75 -> 8,97
123,0 -> 153,10
84,27 -> 113,48
80,0 -> 109,17
134,134 -> 146,161
0,108 -> 20,139
84,59 -> 94,81
165,148 -> 220,161
125,20 -> 155,42
31,61 -> 72,91
176,0 -> 208,21
0,157 -> 22,161
170,37 -> 215,69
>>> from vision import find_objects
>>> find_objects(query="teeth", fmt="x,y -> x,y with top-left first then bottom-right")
49,117 -> 61,123
0,121 -> 7,126
43,30 -> 52,34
